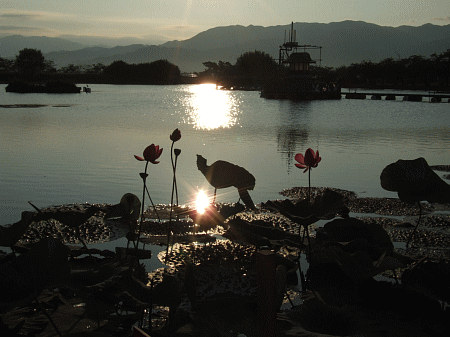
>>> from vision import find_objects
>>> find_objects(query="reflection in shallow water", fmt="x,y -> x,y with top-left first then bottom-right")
187,84 -> 238,129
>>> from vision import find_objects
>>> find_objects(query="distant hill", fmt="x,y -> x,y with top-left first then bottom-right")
160,21 -> 450,69
57,34 -> 170,48
2,21 -> 449,72
44,44 -> 149,65
0,35 -> 86,57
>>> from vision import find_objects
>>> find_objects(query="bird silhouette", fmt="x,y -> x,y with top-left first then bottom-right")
196,154 -> 256,210
30,205 -> 102,252
0,211 -> 36,248
32,205 -> 101,230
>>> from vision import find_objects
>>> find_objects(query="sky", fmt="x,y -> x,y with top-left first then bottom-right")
1,0 -> 449,42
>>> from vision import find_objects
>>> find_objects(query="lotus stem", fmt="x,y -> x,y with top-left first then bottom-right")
165,142 -> 177,264
36,299 -> 62,337
308,169 -> 311,202
297,226 -> 308,292
145,185 -> 160,222
174,154 -> 179,205
135,162 -> 149,253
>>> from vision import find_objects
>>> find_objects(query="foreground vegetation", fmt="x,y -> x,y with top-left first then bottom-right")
1,129 -> 450,336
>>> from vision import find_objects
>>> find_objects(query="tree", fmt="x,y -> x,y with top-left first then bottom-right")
234,50 -> 278,81
103,60 -> 129,80
202,61 -> 219,75
146,59 -> 181,84
85,63 -> 106,74
60,64 -> 83,74
43,60 -> 57,73
15,48 -> 46,78
0,57 -> 14,72
201,61 -> 233,78
310,65 -> 336,82
103,60 -> 181,84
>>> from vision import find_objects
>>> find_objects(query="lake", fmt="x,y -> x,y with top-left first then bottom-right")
1,84 -> 449,226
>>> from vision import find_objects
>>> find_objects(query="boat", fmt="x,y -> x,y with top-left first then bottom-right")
260,22 -> 341,100
5,81 -> 81,94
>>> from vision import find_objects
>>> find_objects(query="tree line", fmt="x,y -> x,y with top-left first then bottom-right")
0,48 -> 181,84
332,50 -> 450,89
1,47 -> 449,89
198,49 -> 450,90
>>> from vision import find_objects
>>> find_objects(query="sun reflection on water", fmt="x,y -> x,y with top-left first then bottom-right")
187,83 -> 238,129
195,189 -> 209,214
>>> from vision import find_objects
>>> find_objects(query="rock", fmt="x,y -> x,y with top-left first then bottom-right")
323,218 -> 394,254
380,157 -> 450,204
0,238 -> 70,314
393,221 -> 415,228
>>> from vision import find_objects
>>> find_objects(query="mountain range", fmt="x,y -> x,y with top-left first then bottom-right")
1,21 -> 449,72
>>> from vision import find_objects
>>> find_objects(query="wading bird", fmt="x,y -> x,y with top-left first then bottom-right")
29,203 -> 102,252
0,211 -> 36,248
196,155 -> 256,210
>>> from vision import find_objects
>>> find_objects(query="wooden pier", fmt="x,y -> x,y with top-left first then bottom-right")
344,91 -> 450,102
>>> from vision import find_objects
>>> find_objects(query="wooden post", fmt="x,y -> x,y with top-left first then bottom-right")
257,250 -> 277,337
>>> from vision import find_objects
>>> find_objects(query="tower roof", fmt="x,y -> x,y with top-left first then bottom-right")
285,52 -> 316,64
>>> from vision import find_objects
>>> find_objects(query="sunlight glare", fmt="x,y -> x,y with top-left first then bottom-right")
195,190 -> 209,214
189,84 -> 237,129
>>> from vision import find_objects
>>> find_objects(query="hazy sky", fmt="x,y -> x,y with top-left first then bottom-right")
1,0 -> 449,41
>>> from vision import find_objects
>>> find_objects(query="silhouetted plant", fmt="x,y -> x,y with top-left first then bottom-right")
166,129 -> 182,264
134,144 -> 163,251
295,148 -> 321,202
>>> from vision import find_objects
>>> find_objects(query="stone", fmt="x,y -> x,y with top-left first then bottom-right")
380,157 -> 450,204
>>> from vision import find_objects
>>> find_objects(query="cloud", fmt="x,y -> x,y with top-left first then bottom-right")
0,25 -> 36,31
0,7 -> 200,40
0,25 -> 55,36
1,9 -> 75,21
164,25 -> 200,31
0,13 -> 38,19
434,16 -> 450,22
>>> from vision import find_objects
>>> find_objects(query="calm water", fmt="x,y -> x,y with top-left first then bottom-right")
1,84 -> 449,225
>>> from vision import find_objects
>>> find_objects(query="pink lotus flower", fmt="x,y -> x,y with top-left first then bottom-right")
295,148 -> 321,173
170,128 -> 181,142
134,144 -> 163,164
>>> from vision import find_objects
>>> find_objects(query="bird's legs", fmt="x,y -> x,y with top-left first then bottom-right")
406,202 -> 422,248
76,227 -> 93,260
213,189 -> 217,205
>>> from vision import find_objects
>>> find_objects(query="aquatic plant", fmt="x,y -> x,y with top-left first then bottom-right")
135,144 -> 163,250
295,148 -> 321,202
169,128 -> 181,206
135,143 -> 163,164
380,157 -> 450,247
264,189 -> 349,291
166,129 -> 182,263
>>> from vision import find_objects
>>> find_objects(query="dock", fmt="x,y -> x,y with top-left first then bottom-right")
344,91 -> 450,102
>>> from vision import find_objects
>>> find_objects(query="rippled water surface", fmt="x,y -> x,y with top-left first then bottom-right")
1,84 -> 449,224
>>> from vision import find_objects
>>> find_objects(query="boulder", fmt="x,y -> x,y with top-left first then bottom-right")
380,157 -> 450,204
